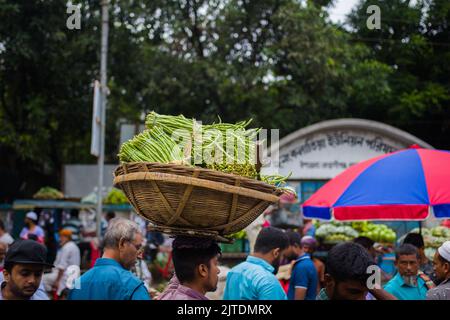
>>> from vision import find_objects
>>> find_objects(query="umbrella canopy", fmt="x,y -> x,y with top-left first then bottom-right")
302,148 -> 450,221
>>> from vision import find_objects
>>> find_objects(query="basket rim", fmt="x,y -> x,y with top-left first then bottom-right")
115,162 -> 274,184
114,162 -> 281,198
114,171 -> 279,202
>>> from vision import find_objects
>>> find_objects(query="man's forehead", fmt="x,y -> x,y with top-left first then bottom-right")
398,254 -> 418,261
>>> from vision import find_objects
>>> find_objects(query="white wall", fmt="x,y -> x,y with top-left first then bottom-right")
63,164 -> 118,198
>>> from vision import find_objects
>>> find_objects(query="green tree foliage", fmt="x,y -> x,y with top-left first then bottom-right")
348,0 -> 450,147
0,0 -> 447,199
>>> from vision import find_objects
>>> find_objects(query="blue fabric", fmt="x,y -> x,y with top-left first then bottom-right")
433,204 -> 450,218
67,258 -> 150,300
223,256 -> 287,300
378,253 -> 396,277
383,272 -> 428,300
334,150 -> 429,206
287,254 -> 318,300
303,206 -> 331,220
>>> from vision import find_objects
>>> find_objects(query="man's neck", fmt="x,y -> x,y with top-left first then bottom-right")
251,252 -> 273,265
0,230 -> 4,237
182,281 -> 207,296
102,249 -> 120,262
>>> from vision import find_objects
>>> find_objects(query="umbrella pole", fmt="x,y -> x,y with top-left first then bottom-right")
419,221 -> 422,235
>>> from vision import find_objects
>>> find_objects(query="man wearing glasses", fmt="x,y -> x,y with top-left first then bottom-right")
68,218 -> 150,300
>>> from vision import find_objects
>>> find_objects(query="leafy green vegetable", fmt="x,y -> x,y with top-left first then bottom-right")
33,187 -> 64,200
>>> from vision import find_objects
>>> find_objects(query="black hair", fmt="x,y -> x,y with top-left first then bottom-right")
27,234 -> 39,242
403,233 -> 425,249
0,219 -> 5,231
106,211 -> 116,220
326,242 -> 375,284
4,262 -> 13,273
172,236 -> 221,283
395,244 -> 420,260
254,227 -> 289,254
69,209 -> 79,218
285,231 -> 302,247
353,236 -> 375,251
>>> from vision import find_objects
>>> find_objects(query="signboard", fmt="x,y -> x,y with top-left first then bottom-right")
262,129 -> 406,180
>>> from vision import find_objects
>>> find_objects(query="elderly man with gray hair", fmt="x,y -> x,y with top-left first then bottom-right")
427,241 -> 450,300
68,218 -> 150,300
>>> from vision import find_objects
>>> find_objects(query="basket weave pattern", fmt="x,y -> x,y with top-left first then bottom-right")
114,162 -> 281,237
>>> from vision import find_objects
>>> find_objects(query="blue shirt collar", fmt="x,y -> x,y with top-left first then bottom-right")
298,253 -> 311,259
94,258 -> 125,269
392,272 -> 421,288
246,256 -> 274,273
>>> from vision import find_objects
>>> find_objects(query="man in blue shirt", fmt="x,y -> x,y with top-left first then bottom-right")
68,218 -> 150,300
223,227 -> 289,300
284,232 -> 318,300
384,244 -> 432,300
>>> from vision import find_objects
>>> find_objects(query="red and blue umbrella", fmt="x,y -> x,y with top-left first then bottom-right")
302,147 -> 450,221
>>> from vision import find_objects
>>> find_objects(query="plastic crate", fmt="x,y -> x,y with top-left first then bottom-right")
220,239 -> 244,253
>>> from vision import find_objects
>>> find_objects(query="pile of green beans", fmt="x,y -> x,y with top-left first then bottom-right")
119,111 -> 290,186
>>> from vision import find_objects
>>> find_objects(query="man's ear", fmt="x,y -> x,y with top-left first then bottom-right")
198,264 -> 209,279
3,269 -> 10,282
272,248 -> 281,258
118,237 -> 126,250
444,261 -> 450,274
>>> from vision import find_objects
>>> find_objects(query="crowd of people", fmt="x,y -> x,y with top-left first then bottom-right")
1,212 -> 449,301
0,211 -> 155,300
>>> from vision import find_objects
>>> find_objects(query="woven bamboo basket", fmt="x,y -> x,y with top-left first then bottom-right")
113,162 -> 282,242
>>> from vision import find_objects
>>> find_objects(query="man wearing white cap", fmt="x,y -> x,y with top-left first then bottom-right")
427,241 -> 450,300
20,211 -> 45,245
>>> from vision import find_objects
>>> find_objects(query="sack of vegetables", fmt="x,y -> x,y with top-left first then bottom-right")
114,111 -> 291,242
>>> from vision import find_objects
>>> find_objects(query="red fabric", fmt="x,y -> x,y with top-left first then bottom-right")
303,152 -> 393,208
417,149 -> 450,205
279,279 -> 290,294
90,241 -> 101,268
442,219 -> 450,228
334,204 -> 429,221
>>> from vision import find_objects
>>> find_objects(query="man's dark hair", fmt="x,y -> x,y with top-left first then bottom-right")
27,234 -> 39,242
4,261 -> 13,273
353,236 -> 375,251
403,233 -> 425,249
254,227 -> 289,254
0,219 -> 5,231
395,244 -> 420,260
172,236 -> 221,283
285,231 -> 301,247
106,211 -> 116,221
69,209 -> 79,219
326,242 -> 375,284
